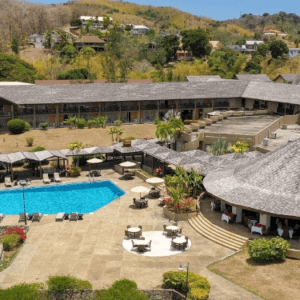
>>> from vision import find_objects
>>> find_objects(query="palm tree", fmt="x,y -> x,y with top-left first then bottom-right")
64,116 -> 78,129
168,116 -> 184,149
107,127 -> 118,144
155,121 -> 173,144
207,139 -> 232,156
116,128 -> 125,142
68,141 -> 83,166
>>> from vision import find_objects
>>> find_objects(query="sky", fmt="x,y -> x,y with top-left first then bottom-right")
30,0 -> 299,21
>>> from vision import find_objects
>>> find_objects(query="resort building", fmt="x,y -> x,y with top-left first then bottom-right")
1,78 -> 300,131
74,36 -> 106,52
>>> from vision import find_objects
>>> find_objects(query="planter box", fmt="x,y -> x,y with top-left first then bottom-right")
163,206 -> 197,221
135,170 -> 150,181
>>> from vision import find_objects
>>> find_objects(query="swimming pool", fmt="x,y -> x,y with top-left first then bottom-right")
0,180 -> 125,215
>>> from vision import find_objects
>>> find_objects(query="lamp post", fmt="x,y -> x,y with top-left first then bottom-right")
19,182 -> 27,225
179,262 -> 189,289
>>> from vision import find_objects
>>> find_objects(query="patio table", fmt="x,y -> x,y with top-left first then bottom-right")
172,237 -> 187,250
166,225 -> 179,236
278,227 -> 293,239
251,224 -> 265,235
128,227 -> 141,238
221,213 -> 231,223
133,239 -> 149,252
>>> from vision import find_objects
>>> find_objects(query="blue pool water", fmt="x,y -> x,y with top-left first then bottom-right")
0,181 -> 125,215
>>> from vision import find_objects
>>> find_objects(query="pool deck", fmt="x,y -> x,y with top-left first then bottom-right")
0,170 -> 260,299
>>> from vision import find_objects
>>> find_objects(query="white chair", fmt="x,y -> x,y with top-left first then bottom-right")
43,173 -> 51,184
5,177 -> 12,187
54,172 -> 62,182
55,212 -> 65,221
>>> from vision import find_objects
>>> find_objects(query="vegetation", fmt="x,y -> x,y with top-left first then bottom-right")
1,227 -> 26,251
0,283 -> 44,300
96,279 -> 147,300
207,139 -> 232,155
7,118 -> 26,134
40,122 -> 49,130
29,146 -> 46,152
46,275 -> 92,293
248,237 -> 290,263
231,141 -> 249,153
163,271 -> 210,300
25,137 -> 34,147
57,68 -> 96,80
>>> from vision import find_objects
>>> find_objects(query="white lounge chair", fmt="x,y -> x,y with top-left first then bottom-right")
5,177 -> 12,187
54,172 -> 62,182
55,212 -> 65,221
32,212 -> 42,222
43,173 -> 51,184
0,214 -> 4,222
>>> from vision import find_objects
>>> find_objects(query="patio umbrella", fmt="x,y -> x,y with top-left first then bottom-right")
87,158 -> 103,174
146,177 -> 165,186
119,161 -> 136,168
131,186 -> 150,199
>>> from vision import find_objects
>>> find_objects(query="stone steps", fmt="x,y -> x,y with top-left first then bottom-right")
189,213 -> 248,251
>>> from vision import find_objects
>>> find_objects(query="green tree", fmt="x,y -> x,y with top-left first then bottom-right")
11,35 -> 19,54
181,29 -> 211,58
244,61 -> 262,74
149,48 -> 167,66
155,121 -> 172,144
60,45 -> 77,59
107,127 -> 118,144
256,43 -> 269,57
103,16 -> 111,29
43,30 -> 52,49
70,19 -> 82,27
269,40 -> 289,59
68,141 -> 83,166
161,35 -> 180,62
80,47 -> 96,71
207,139 -> 232,155
58,68 -> 96,80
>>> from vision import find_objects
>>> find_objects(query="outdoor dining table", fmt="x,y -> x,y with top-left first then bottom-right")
128,227 -> 141,238
135,199 -> 148,208
172,237 -> 187,250
133,239 -> 149,252
166,225 -> 179,235
251,224 -> 265,235
221,213 -> 232,223
277,227 -> 293,239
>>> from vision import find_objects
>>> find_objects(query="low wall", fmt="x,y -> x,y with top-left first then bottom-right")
287,249 -> 300,260
163,206 -> 197,221
135,170 -> 150,181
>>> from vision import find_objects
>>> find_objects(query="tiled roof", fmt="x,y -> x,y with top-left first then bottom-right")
234,74 -> 271,82
74,36 -> 105,43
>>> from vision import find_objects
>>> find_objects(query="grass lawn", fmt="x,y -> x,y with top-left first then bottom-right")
208,246 -> 300,300
0,246 -> 22,272
0,124 -> 156,154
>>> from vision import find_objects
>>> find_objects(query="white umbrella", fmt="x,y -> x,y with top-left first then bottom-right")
87,158 -> 103,164
119,161 -> 136,168
131,186 -> 150,198
146,177 -> 165,186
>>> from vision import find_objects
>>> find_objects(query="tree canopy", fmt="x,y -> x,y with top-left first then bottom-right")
181,29 -> 211,58
269,40 -> 289,59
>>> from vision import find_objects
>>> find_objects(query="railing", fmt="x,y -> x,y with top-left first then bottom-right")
159,104 -> 176,110
80,107 -> 99,113
14,110 -> 34,116
59,108 -> 78,114
36,109 -> 56,114
178,103 -> 195,109
141,104 -> 158,110
102,105 -> 120,112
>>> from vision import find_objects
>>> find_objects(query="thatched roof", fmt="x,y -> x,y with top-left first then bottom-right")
204,138 -> 300,218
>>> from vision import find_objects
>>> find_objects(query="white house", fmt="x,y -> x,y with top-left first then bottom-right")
132,25 -> 149,36
241,41 -> 264,54
79,16 -> 113,26
289,48 -> 300,59
27,34 -> 45,49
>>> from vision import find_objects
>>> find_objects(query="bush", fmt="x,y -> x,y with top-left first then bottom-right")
87,119 -> 95,129
248,237 -> 290,263
7,118 -> 26,134
70,166 -> 81,177
0,283 -> 43,300
24,122 -> 31,132
30,146 -> 46,152
1,233 -> 21,251
76,118 -> 86,129
96,279 -> 147,300
119,136 -> 135,142
114,119 -> 123,126
26,137 -> 34,146
163,271 -> 210,299
40,122 -> 49,130
57,68 -> 96,80
47,275 -> 92,293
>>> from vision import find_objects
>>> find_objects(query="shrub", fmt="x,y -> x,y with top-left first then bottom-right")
76,118 -> 86,129
0,283 -> 43,300
40,122 -> 49,130
47,275 -> 92,293
30,146 -> 46,152
24,122 -> 31,132
7,118 -> 26,134
87,119 -> 95,129
163,271 -> 210,299
26,137 -> 34,146
96,279 -> 147,300
2,233 -> 21,251
114,119 -> 123,126
69,166 -> 81,177
248,237 -> 290,263
119,136 -> 135,142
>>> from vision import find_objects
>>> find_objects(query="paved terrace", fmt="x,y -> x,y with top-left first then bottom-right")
203,115 -> 279,135
0,170 -> 259,299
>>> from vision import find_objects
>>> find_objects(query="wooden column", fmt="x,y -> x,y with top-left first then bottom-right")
33,105 -> 36,129
39,161 -> 42,179
55,104 -> 59,127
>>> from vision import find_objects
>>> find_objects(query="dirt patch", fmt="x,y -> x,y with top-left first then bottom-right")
0,124 -> 156,153
209,247 -> 300,300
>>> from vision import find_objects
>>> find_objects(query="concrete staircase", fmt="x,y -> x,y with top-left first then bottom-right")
189,212 -> 249,251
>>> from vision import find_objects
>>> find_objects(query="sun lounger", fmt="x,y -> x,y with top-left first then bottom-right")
43,174 -> 51,184
55,212 -> 65,221
5,177 -> 12,187
19,213 -> 29,222
0,214 -> 4,222
69,212 -> 79,221
32,212 -> 42,222
54,172 -> 62,182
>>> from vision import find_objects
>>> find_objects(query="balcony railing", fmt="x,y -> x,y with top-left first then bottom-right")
80,107 -> 99,113
102,105 -> 120,112
35,109 -> 56,114
120,105 -> 139,111
59,108 -> 78,114
178,103 -> 195,109
159,104 -> 176,110
141,104 -> 158,110
14,109 -> 34,116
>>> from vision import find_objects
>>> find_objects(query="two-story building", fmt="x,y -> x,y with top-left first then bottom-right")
132,25 -> 149,36
74,36 -> 106,52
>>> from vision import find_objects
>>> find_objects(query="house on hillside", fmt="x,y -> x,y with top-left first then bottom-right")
209,41 -> 221,51
233,74 -> 271,82
132,25 -> 149,36
289,48 -> 300,59
27,34 -> 45,49
263,29 -> 287,37
226,45 -> 243,51
274,74 -> 298,84
241,41 -> 264,54
176,50 -> 193,61
74,36 -> 106,52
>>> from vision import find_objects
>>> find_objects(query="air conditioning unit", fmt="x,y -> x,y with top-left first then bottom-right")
270,132 -> 277,139
281,124 -> 288,129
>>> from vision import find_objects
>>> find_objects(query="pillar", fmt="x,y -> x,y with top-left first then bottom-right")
55,104 -> 59,127
259,213 -> 271,227
232,206 -> 243,223
33,105 -> 36,129
220,201 -> 226,212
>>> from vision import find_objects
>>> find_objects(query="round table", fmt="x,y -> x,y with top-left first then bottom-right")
172,237 -> 187,250
128,227 -> 141,238
166,225 -> 179,236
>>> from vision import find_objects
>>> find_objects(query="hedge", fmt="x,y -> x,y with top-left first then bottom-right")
46,275 -> 92,293
0,283 -> 44,300
7,118 -> 26,134
163,271 -> 210,300
248,237 -> 290,263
